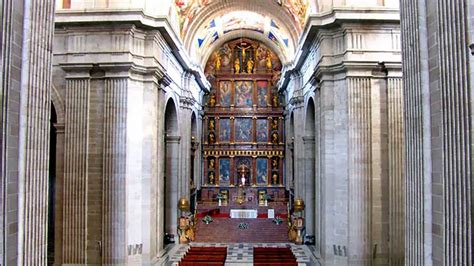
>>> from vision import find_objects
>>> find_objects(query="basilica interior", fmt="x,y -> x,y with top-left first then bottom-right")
1,0 -> 473,265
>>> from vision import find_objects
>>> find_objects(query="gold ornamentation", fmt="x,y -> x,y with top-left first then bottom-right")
178,197 -> 190,211
209,94 -> 216,107
247,58 -> 254,73
215,52 -> 221,70
234,58 -> 240,73
266,55 -> 273,70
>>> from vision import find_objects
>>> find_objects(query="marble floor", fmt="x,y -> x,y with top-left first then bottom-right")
163,242 -> 322,265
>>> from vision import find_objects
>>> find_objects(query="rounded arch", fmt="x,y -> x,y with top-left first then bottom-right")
183,0 -> 300,53
305,97 -> 316,136
191,111 -> 198,138
164,97 -> 179,135
200,29 -> 289,67
51,85 -> 65,124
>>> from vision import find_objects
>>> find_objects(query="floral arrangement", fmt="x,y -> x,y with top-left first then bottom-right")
263,194 -> 272,200
238,222 -> 249,229
217,193 -> 225,200
202,215 -> 213,224
272,216 -> 283,225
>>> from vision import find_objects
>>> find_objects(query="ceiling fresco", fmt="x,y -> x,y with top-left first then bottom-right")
174,0 -> 309,35
173,0 -> 310,66
192,11 -> 293,64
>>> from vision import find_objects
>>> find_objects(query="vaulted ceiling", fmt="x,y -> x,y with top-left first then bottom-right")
172,0 -> 312,66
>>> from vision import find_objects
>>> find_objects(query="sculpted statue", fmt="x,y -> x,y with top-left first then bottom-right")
247,58 -> 254,73
215,53 -> 221,70
266,55 -> 273,70
234,58 -> 240,73
272,132 -> 279,143
209,94 -> 216,107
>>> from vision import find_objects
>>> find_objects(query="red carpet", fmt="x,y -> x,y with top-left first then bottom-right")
253,247 -> 297,266
179,246 -> 227,265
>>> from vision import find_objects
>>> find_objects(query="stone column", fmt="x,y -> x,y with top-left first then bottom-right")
1,0 -> 25,264
401,0 -> 473,264
0,0 -> 55,264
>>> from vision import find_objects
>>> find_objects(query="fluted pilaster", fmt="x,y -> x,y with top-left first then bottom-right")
401,0 -> 472,264
347,77 -> 372,264
63,78 -> 90,263
437,1 -> 472,264
102,78 -> 127,264
387,78 -> 404,265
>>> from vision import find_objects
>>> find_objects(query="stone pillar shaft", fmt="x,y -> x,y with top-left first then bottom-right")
63,78 -> 90,264
102,78 -> 127,264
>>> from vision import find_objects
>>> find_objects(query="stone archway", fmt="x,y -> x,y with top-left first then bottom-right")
163,98 -> 180,243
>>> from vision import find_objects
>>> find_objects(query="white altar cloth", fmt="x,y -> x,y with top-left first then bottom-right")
230,209 -> 258,219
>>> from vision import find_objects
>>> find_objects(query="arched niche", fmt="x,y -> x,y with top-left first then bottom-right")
163,98 -> 179,243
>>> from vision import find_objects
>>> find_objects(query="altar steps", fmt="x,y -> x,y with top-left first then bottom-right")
195,218 -> 289,243
178,246 -> 227,266
253,247 -> 298,266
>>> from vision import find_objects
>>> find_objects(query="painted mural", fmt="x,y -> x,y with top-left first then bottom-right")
174,0 -> 212,38
219,158 -> 231,185
257,81 -> 269,107
219,119 -> 231,142
256,158 -> 268,184
219,81 -> 232,106
256,120 -> 268,142
235,81 -> 253,107
235,118 -> 253,142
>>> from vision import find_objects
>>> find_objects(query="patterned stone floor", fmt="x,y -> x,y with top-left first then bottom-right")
166,242 -> 322,265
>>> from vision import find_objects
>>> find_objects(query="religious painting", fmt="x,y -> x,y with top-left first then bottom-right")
219,81 -> 232,107
235,118 -> 253,142
219,119 -> 230,142
257,81 -> 269,107
235,157 -> 252,186
256,119 -> 268,142
256,158 -> 268,185
219,158 -> 231,185
234,81 -> 253,107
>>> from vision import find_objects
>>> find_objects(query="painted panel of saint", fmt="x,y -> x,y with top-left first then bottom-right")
219,158 -> 231,185
219,81 -> 232,107
257,81 -> 269,107
256,119 -> 268,142
219,119 -> 231,142
234,118 -> 253,142
234,81 -> 253,107
256,158 -> 268,185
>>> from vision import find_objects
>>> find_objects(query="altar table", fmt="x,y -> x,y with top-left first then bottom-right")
230,209 -> 258,219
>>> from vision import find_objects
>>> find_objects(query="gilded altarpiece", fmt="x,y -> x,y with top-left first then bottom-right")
203,38 -> 284,188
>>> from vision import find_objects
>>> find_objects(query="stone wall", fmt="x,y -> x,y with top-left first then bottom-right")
52,13 -> 204,264
283,9 -> 404,265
